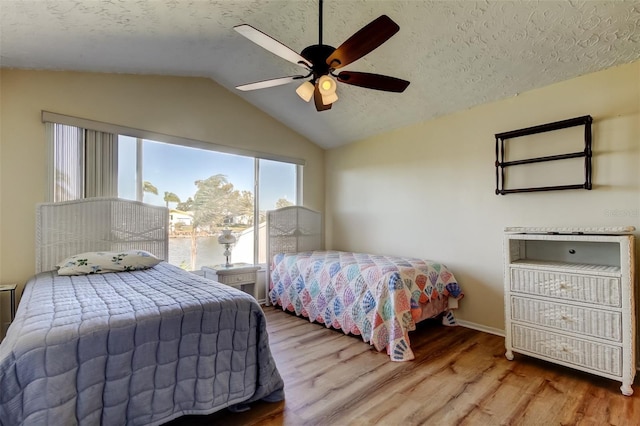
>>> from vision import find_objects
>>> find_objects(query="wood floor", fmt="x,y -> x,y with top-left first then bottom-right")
170,306 -> 640,425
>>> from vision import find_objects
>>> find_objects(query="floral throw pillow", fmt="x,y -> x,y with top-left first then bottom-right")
56,250 -> 161,276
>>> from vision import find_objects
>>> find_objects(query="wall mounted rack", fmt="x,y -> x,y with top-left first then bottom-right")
495,115 -> 592,195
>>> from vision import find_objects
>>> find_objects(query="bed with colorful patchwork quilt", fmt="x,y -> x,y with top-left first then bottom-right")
269,250 -> 463,361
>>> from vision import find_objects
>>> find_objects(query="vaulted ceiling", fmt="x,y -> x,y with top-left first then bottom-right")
2,1 -> 639,149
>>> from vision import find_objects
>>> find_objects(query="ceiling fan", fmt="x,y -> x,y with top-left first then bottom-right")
233,0 -> 410,112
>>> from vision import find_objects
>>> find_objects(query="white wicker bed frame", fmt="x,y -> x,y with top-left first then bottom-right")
265,206 -> 323,305
36,198 -> 169,273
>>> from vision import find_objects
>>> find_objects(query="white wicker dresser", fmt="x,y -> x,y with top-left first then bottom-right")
503,226 -> 636,396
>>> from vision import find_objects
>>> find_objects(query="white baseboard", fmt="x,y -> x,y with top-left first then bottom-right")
457,319 -> 505,337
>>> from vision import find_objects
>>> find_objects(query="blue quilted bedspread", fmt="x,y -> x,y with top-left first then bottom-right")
0,262 -> 284,425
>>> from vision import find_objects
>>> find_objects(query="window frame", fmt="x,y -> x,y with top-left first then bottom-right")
44,111 -> 303,268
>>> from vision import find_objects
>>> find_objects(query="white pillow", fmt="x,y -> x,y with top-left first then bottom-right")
56,250 -> 161,276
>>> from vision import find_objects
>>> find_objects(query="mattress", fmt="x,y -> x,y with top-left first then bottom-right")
270,250 -> 463,361
0,262 -> 284,425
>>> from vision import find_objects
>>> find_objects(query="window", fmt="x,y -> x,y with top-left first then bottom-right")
47,118 -> 300,271
258,159 -> 297,263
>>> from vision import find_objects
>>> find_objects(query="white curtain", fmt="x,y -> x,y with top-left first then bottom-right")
48,122 -> 84,202
85,130 -> 117,198
46,123 -> 117,201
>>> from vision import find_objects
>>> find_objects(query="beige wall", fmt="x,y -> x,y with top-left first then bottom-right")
0,69 -> 325,302
325,61 -> 640,333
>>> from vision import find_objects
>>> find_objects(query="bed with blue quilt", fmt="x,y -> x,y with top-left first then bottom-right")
0,198 -> 284,425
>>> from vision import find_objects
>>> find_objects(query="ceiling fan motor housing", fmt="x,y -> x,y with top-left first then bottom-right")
301,44 -> 337,80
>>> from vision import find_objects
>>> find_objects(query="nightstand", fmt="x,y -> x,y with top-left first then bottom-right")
0,283 -> 17,322
202,263 -> 260,299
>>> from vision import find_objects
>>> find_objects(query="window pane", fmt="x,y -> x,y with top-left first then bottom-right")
139,139 -> 255,271
258,159 -> 298,263
117,135 -> 138,201
259,159 -> 297,209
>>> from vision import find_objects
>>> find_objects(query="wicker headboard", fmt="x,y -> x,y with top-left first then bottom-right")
36,198 -> 169,273
265,206 -> 323,304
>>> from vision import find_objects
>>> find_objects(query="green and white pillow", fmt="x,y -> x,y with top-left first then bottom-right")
56,250 -> 161,276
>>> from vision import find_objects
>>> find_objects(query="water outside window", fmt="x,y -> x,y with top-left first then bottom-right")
117,136 -> 296,270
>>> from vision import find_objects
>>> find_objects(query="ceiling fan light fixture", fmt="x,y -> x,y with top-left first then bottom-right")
321,91 -> 338,105
296,81 -> 315,102
318,75 -> 337,96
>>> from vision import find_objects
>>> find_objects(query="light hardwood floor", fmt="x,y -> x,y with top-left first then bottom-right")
171,307 -> 640,425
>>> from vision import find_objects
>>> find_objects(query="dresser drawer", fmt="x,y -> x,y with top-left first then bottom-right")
510,268 -> 621,308
218,272 -> 256,286
511,324 -> 622,377
510,296 -> 622,342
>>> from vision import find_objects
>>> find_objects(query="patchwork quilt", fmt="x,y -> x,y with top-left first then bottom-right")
0,262 -> 284,425
270,250 -> 463,361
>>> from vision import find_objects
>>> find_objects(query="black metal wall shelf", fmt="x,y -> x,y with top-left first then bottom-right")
495,115 -> 592,195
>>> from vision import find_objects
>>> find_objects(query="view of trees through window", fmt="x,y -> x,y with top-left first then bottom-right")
48,122 -> 298,272
118,136 -> 297,270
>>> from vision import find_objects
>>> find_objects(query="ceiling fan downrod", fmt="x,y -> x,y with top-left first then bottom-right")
319,0 -> 323,46
300,0 -> 336,81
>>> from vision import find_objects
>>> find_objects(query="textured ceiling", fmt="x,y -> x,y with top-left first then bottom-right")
1,1 -> 639,149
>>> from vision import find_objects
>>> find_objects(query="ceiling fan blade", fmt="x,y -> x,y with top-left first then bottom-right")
326,15 -> 399,69
314,85 -> 332,111
236,75 -> 305,91
234,24 -> 311,69
337,71 -> 410,92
